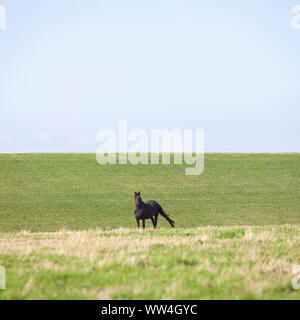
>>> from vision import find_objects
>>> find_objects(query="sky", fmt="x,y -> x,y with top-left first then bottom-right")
0,0 -> 299,152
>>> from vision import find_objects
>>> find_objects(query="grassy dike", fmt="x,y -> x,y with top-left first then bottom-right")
0,153 -> 299,231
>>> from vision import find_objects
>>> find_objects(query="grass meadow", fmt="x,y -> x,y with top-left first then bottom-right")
0,153 -> 299,299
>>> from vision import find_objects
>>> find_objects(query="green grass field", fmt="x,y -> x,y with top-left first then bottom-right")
0,153 -> 299,231
0,153 -> 299,299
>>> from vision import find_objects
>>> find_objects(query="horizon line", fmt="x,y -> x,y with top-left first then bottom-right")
0,152 -> 299,155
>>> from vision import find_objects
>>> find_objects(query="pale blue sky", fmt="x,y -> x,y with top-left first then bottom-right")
0,0 -> 299,152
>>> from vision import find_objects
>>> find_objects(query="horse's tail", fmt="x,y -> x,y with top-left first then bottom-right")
159,208 -> 175,227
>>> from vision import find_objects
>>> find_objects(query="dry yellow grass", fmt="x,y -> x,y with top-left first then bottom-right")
0,225 -> 300,299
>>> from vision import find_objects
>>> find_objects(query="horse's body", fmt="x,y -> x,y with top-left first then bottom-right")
134,192 -> 175,229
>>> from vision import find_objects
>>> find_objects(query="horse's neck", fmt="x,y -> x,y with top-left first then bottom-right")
136,197 -> 144,208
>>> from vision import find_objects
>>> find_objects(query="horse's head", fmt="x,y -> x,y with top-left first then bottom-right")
134,191 -> 140,199
134,192 -> 142,206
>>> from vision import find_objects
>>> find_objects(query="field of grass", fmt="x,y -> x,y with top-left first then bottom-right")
0,153 -> 299,299
1,226 -> 300,300
0,153 -> 299,231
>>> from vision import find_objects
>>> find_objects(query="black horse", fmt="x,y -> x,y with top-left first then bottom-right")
134,192 -> 175,229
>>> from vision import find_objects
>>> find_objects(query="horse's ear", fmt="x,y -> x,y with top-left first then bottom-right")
134,192 -> 137,195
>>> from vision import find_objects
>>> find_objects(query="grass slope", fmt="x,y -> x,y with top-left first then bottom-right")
0,153 -> 299,231
1,226 -> 300,300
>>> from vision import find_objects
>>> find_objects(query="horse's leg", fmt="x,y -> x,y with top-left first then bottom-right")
142,219 -> 145,229
150,217 -> 155,229
136,218 -> 140,229
154,214 -> 158,228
